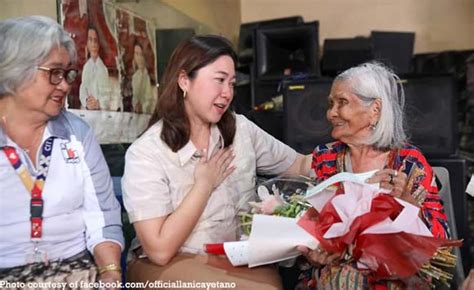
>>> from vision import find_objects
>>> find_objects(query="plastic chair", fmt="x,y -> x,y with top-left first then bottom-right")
432,166 -> 465,289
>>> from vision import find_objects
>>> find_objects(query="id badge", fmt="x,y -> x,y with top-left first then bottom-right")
26,248 -> 48,264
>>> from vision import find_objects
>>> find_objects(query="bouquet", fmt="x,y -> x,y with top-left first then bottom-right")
239,175 -> 316,236
205,172 -> 461,288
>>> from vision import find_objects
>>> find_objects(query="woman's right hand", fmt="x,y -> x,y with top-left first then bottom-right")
193,147 -> 235,194
297,245 -> 341,267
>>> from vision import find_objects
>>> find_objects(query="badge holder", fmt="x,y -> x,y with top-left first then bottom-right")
26,242 -> 48,264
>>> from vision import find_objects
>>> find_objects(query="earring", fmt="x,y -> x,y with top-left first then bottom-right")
183,90 -> 187,99
370,122 -> 377,130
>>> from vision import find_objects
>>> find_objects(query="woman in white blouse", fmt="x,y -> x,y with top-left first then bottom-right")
122,35 -> 311,289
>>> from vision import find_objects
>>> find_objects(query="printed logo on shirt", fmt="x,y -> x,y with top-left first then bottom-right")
60,141 -> 79,163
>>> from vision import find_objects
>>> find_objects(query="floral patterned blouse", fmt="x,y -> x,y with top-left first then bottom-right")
298,141 -> 450,290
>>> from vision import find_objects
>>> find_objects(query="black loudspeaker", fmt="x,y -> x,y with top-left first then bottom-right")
232,82 -> 251,116
156,28 -> 195,81
255,21 -> 320,81
413,50 -> 474,76
460,58 -> 474,152
468,56 -> 474,97
238,16 -> 304,64
371,31 -> 415,75
252,80 -> 282,107
403,75 -> 458,158
321,37 -> 373,76
283,79 -> 334,154
429,158 -> 471,272
248,111 -> 284,141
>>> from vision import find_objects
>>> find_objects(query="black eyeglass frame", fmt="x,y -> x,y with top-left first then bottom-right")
37,66 -> 78,85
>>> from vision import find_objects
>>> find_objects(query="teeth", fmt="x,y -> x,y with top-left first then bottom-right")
215,104 -> 225,109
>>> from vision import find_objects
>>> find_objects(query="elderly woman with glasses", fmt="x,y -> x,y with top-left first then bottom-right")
0,16 -> 123,288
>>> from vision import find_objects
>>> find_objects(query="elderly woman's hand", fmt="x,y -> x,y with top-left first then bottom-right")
366,169 -> 417,204
297,245 -> 341,267
461,269 -> 474,290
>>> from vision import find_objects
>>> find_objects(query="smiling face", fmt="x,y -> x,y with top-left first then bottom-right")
180,55 -> 236,127
326,80 -> 379,145
14,46 -> 73,120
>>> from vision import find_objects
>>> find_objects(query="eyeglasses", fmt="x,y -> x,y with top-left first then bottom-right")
37,66 -> 78,85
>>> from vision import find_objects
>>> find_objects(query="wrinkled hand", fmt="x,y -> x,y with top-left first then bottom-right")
461,269 -> 474,290
194,147 -> 235,194
99,270 -> 121,290
366,169 -> 413,202
297,245 -> 341,267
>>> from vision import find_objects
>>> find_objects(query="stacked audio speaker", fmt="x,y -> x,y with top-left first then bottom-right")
237,17 -> 321,137
155,28 -> 195,81
233,17 -> 305,116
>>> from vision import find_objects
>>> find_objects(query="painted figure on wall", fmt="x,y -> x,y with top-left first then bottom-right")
61,0 -> 121,111
132,42 -> 154,114
79,26 -> 110,110
116,10 -> 157,114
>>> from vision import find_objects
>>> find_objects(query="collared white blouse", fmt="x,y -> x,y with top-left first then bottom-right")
122,114 -> 297,253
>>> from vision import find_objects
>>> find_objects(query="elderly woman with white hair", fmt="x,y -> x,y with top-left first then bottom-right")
0,16 -> 123,288
296,62 -> 449,289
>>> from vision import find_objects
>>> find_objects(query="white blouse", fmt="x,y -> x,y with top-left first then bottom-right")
122,114 -> 297,253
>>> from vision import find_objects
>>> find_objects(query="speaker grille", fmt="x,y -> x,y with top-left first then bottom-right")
283,79 -> 334,154
255,22 -> 320,81
403,75 -> 458,158
283,76 -> 458,157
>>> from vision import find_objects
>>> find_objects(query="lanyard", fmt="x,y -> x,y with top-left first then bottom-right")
2,136 -> 55,241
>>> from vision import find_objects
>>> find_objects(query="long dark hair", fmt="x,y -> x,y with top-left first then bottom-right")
149,35 -> 238,152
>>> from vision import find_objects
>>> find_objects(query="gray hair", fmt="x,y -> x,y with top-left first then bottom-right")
0,15 -> 77,98
335,61 -> 407,149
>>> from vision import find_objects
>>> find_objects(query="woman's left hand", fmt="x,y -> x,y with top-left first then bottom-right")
99,270 -> 122,290
366,169 -> 413,203
93,242 -> 122,290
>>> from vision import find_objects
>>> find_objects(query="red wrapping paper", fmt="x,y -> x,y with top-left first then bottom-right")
297,192 -> 458,280
204,243 -> 226,255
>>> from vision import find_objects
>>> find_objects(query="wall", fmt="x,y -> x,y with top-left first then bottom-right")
114,0 -> 214,35
0,0 -> 240,45
161,0 -> 241,44
0,0 -> 57,20
3,0 -> 472,53
240,0 -> 474,53
101,0 -> 241,43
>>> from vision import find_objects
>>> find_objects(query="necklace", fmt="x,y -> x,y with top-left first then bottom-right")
21,130 -> 44,156
342,146 -> 394,173
192,148 -> 207,159
0,115 -> 44,155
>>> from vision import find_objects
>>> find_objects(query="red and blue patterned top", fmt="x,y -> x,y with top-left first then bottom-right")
311,141 -> 449,238
296,141 -> 451,290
